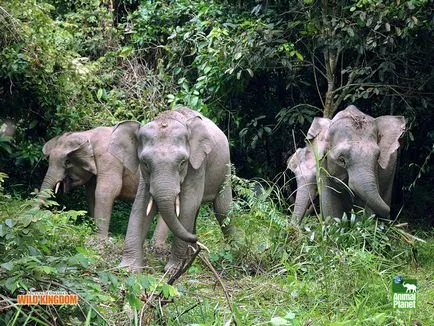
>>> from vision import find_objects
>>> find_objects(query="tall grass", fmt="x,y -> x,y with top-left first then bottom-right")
0,174 -> 431,325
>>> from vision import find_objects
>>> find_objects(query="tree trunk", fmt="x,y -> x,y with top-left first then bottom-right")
323,49 -> 338,118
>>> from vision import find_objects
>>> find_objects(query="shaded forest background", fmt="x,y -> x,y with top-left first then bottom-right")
1,0 -> 433,225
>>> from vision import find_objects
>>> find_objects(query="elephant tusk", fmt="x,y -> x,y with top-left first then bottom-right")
146,196 -> 153,216
54,182 -> 61,194
175,195 -> 180,218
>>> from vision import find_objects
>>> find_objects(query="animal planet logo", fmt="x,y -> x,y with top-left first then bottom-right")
392,276 -> 417,309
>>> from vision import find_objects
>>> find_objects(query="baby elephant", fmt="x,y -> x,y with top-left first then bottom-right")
288,105 -> 406,223
40,126 -> 168,243
109,107 -> 233,273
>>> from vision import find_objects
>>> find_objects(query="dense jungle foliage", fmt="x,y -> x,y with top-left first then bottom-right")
0,0 -> 433,325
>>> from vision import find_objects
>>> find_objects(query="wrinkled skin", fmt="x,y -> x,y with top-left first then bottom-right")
40,127 -> 168,244
109,108 -> 233,274
288,105 -> 405,223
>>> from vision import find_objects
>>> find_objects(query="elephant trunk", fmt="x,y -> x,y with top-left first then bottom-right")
40,167 -> 64,194
293,176 -> 317,223
150,178 -> 197,243
40,174 -> 57,192
37,173 -> 58,207
348,169 -> 390,217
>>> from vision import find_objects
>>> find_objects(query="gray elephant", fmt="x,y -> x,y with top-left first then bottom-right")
109,107 -> 233,273
288,105 -> 406,223
40,127 -> 168,243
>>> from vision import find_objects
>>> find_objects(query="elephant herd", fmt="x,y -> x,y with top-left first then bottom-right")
39,106 -> 406,273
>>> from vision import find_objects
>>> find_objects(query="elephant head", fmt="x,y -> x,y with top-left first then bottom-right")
41,132 -> 97,195
109,109 -> 214,243
289,105 -> 405,221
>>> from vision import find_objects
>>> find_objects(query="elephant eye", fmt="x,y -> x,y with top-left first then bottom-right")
179,159 -> 187,169
64,159 -> 71,167
142,161 -> 150,171
338,156 -> 346,166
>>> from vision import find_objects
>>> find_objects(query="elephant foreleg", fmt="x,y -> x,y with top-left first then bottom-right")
121,179 -> 155,272
151,216 -> 169,250
165,209 -> 199,274
93,175 -> 122,238
319,176 -> 346,219
165,183 -> 202,274
85,176 -> 96,218
213,182 -> 234,239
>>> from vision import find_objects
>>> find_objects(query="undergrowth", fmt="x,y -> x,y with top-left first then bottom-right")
0,174 -> 432,325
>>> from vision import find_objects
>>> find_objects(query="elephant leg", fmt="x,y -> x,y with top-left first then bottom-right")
151,216 -> 169,250
319,177 -> 346,218
85,176 -> 96,218
165,183 -> 202,274
93,175 -> 122,238
164,209 -> 199,274
213,183 -> 234,239
121,179 -> 155,272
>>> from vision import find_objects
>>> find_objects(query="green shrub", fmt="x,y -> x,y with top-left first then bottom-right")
0,175 -> 179,325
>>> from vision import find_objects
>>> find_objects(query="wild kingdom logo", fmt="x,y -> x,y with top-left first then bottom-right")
392,276 -> 417,309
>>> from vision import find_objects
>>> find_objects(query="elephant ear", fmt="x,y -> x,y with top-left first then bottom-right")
287,147 -> 316,176
187,116 -> 215,169
67,134 -> 97,175
306,117 -> 331,160
42,136 -> 61,157
375,115 -> 406,169
108,121 -> 141,173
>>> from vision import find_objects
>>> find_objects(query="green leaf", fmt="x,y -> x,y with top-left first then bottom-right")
97,88 -> 103,100
108,273 -> 119,287
119,46 -> 134,58
284,311 -> 296,320
191,96 -> 199,106
270,316 -> 291,325
5,276 -> 19,292
85,309 -> 93,326
234,52 -> 242,60
42,266 -> 53,274
295,51 -> 304,61
204,66 -> 212,74
29,120 -> 38,129
5,219 -> 15,228
1,261 -> 14,271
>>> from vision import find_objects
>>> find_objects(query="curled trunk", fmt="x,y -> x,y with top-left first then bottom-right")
150,177 -> 197,243
348,170 -> 390,217
154,194 -> 197,243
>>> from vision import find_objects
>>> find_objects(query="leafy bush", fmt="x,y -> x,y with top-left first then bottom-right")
0,176 -> 179,325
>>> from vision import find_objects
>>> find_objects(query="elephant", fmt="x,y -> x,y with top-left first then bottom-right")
40,126 -> 169,244
109,107 -> 233,273
287,117 -> 330,222
288,105 -> 406,223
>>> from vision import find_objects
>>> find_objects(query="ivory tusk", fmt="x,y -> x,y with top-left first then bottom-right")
175,196 -> 180,217
146,196 -> 153,216
54,182 -> 60,194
